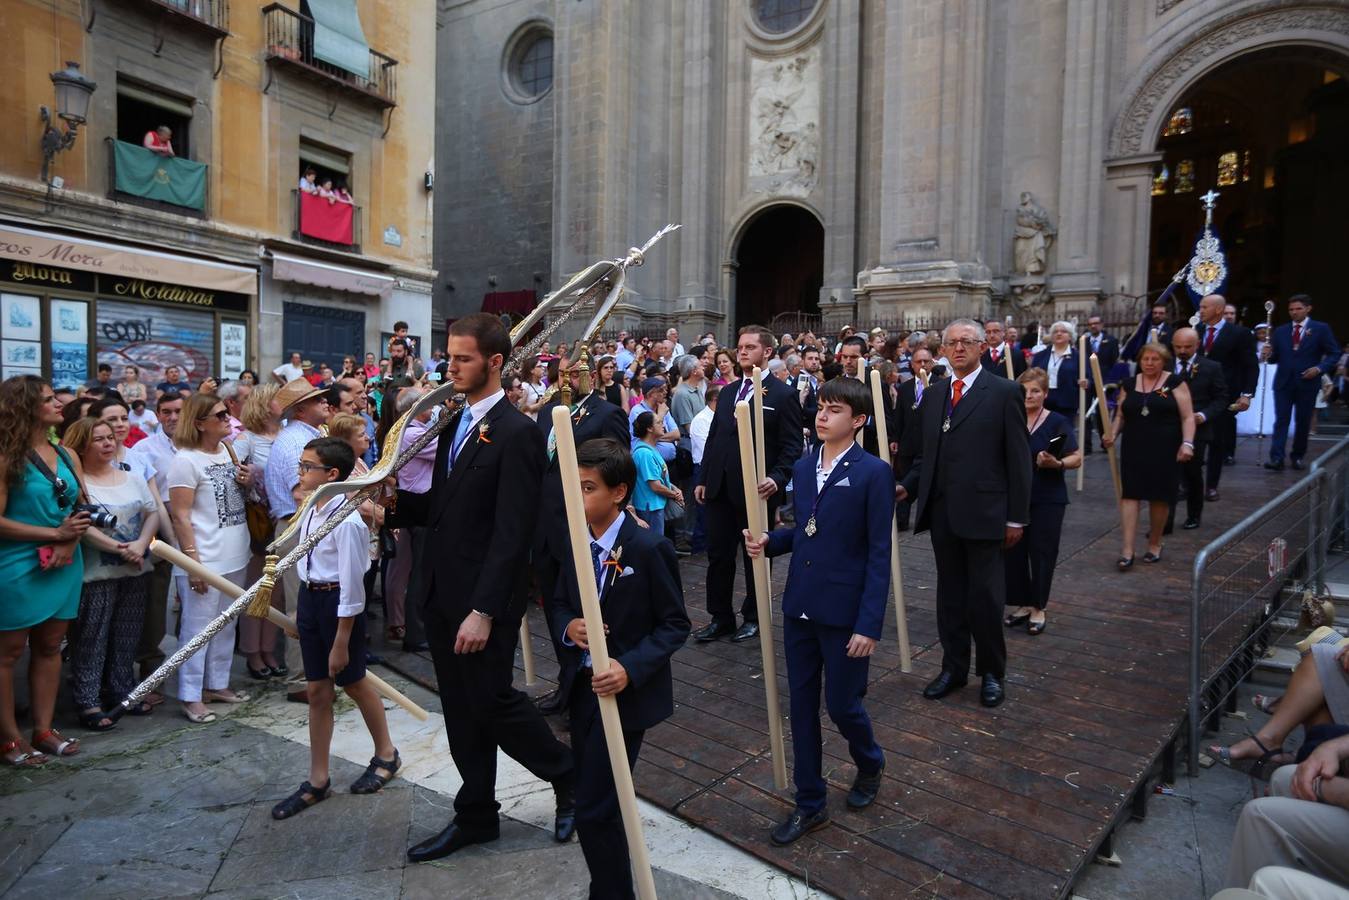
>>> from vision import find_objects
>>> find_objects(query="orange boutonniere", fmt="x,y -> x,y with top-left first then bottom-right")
603,545 -> 624,572
477,422 -> 492,444
1157,385 -> 1171,397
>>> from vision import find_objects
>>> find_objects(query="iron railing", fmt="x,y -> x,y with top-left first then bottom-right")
262,4 -> 397,108
1187,434 -> 1349,773
127,0 -> 230,36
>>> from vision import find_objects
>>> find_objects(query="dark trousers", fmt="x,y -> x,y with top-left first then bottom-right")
402,527 -> 429,647
1206,408 -> 1237,489
423,596 -> 573,832
929,500 -> 1007,678
136,559 -> 171,680
705,489 -> 780,627
1172,438 -> 1208,524
1002,503 -> 1064,612
569,672 -> 644,900
784,617 -> 884,814
895,456 -> 914,529
1271,384 -> 1318,463
689,464 -> 707,552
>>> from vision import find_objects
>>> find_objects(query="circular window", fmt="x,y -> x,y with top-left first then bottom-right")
510,32 -> 554,100
753,0 -> 818,34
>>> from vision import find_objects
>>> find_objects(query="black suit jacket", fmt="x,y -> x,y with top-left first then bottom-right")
1178,356 -> 1228,443
895,378 -> 925,466
792,373 -> 821,444
980,345 -> 1027,379
1198,321 -> 1258,400
1085,333 -> 1120,379
860,378 -> 901,458
900,372 -> 1032,541
392,396 -> 543,624
549,515 -> 691,731
534,392 -> 632,563
698,373 -> 803,501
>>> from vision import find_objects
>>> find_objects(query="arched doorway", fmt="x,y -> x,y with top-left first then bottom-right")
1146,50 -> 1349,329
732,204 -> 824,329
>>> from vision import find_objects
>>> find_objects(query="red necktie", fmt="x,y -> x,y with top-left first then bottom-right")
992,347 -> 1000,363
1293,324 -> 1303,350
952,379 -> 964,407
1204,326 -> 1215,354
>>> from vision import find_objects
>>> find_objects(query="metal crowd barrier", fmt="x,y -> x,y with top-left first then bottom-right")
1187,435 -> 1349,774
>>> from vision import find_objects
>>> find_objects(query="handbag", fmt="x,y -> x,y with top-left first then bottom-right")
245,500 -> 273,552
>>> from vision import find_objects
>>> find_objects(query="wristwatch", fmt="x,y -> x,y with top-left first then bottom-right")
472,609 -> 493,621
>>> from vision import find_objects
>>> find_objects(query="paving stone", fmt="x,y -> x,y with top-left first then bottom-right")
6,806 -> 249,900
400,842 -> 589,899
205,867 -> 404,899
0,820 -> 70,896
209,786 -> 413,891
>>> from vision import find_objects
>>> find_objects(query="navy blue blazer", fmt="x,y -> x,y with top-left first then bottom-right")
764,443 -> 892,639
1031,347 -> 1083,413
549,514 -> 691,731
1268,319 -> 1339,392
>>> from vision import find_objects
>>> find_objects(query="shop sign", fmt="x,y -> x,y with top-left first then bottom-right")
0,259 -> 96,293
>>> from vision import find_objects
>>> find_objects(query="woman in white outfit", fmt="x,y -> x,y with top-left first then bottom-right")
165,393 -> 253,723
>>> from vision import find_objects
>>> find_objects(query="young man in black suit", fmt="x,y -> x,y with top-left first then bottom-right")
898,319 -> 1032,708
1082,315 -> 1120,453
1168,327 -> 1228,531
693,324 -> 803,644
533,363 -> 632,715
551,438 -> 690,900
893,346 -> 934,530
391,313 -> 575,863
794,345 -> 823,449
1196,293 -> 1258,498
979,319 -> 1027,379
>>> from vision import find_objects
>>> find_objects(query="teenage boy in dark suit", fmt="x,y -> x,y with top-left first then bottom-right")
552,437 -> 691,900
744,377 -> 891,845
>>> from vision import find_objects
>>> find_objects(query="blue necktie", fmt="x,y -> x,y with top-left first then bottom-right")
448,408 -> 474,471
590,541 -> 605,595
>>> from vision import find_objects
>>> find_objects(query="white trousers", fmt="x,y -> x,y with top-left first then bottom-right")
1226,764 -> 1349,891
175,568 -> 246,702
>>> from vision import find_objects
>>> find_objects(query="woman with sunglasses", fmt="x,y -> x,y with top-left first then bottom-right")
0,376 -> 91,766
63,418 -> 158,730
165,394 -> 253,724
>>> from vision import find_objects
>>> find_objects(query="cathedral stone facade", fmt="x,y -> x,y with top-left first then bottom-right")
434,0 -> 1349,337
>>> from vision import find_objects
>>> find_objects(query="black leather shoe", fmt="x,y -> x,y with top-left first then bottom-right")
536,690 -> 566,716
731,622 -> 759,643
1182,518 -> 1201,530
1264,461 -> 1285,471
553,779 -> 576,842
922,671 -> 967,700
980,674 -> 1005,708
692,622 -> 735,643
407,822 -> 497,862
1206,489 -> 1220,502
1291,458 -> 1305,471
402,640 -> 430,652
846,761 -> 885,809
1223,456 -> 1236,466
769,807 -> 830,846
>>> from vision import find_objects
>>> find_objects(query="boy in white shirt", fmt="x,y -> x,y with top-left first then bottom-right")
272,437 -> 399,820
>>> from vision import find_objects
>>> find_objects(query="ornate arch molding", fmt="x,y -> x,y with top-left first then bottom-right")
726,198 -> 825,263
1109,3 -> 1349,158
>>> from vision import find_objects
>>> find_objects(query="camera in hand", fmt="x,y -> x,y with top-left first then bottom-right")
74,504 -> 117,529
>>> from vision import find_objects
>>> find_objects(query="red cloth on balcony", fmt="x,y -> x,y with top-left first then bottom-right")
481,290 -> 536,315
299,191 -> 354,244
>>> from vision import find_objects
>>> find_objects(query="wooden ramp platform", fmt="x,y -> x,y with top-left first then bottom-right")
385,435 -> 1322,899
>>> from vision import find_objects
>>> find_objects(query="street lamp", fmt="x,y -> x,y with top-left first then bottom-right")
40,61 -> 98,184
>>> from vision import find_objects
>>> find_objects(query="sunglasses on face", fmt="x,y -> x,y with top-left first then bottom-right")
199,410 -> 230,422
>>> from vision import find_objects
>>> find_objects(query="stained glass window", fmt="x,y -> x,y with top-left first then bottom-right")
1174,159 -> 1195,193
1242,150 -> 1252,183
1217,151 -> 1239,187
1163,107 -> 1193,137
1152,164 -> 1170,196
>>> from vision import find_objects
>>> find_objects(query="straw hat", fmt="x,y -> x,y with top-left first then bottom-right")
276,378 -> 325,413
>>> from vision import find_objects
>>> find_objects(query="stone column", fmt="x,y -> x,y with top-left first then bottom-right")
818,0 -> 861,321
1102,153 -> 1162,305
676,0 -> 727,328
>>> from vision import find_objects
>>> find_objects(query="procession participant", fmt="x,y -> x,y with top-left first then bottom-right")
980,319 -> 1027,379
1264,295 -> 1339,471
744,377 -> 890,844
550,437 -> 690,899
1168,328 -> 1227,531
391,314 -> 575,863
893,346 -> 933,531
693,325 -> 803,644
1082,316 -> 1120,453
837,335 -> 868,379
898,319 -> 1031,708
1031,321 -> 1087,419
1196,293 -> 1257,493
533,362 -> 630,716
262,379 -> 331,700
794,345 -> 823,449
272,438 -> 400,819
165,393 -> 253,724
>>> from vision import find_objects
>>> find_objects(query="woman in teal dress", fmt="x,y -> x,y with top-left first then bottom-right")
0,376 -> 92,766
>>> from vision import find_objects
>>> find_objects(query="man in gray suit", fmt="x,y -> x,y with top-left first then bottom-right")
898,320 -> 1032,708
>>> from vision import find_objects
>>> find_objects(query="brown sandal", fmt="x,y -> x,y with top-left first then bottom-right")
32,728 -> 79,757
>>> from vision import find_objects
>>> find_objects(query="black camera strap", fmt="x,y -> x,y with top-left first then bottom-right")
27,444 -> 88,506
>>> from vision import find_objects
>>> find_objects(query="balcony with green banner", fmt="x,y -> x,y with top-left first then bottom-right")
108,139 -> 208,214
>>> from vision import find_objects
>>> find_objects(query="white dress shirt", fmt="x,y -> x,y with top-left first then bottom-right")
689,406 -> 714,465
562,511 -> 627,667
126,428 -> 177,497
296,494 -> 369,618
448,389 -> 505,473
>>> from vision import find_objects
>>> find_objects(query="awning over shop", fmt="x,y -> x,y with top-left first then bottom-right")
0,223 -> 256,294
268,251 -> 394,299
482,290 -> 537,316
305,0 -> 370,78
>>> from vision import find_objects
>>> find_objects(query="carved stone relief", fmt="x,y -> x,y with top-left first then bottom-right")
748,47 -> 821,197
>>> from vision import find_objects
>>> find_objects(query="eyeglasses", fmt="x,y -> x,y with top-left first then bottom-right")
297,461 -> 331,474
199,410 -> 230,422
945,338 -> 982,349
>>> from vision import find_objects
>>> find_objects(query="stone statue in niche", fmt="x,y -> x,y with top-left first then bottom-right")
1013,191 -> 1056,275
748,49 -> 820,197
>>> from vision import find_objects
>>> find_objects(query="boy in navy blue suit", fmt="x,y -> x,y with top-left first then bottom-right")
551,438 -> 690,899
745,377 -> 891,846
